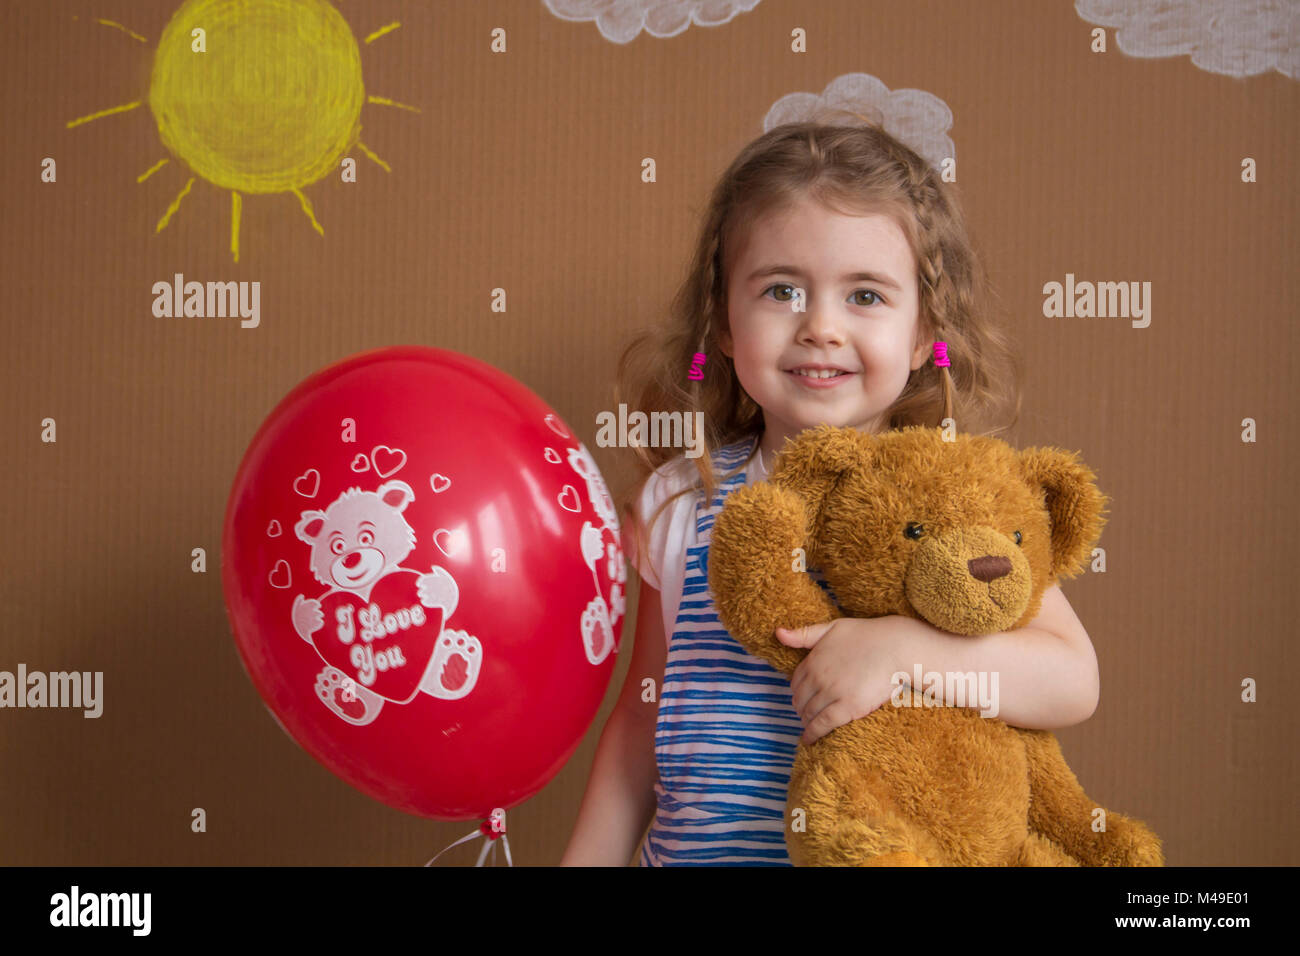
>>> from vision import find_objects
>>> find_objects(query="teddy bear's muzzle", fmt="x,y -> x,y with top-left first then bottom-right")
904,527 -> 1032,636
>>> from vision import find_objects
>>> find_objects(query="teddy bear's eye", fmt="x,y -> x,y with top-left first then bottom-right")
1013,530 -> 1022,546
904,522 -> 924,540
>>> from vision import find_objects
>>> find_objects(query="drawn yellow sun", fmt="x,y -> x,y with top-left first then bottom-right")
68,0 -> 417,261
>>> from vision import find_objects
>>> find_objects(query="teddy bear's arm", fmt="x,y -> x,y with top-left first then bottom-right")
708,482 -> 842,677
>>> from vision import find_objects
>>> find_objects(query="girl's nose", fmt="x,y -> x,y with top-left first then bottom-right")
797,304 -> 845,347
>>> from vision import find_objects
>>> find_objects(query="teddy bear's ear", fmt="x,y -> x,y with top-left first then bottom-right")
1017,446 -> 1109,581
770,425 -> 872,543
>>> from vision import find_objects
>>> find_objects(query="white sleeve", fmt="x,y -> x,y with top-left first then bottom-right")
627,457 -> 699,638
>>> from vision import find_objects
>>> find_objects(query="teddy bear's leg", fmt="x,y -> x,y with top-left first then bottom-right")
1018,729 -> 1164,866
806,802 -> 943,868
787,749 -> 946,867
859,850 -> 931,866
1015,832 -> 1080,867
1085,813 -> 1165,867
790,801 -> 939,867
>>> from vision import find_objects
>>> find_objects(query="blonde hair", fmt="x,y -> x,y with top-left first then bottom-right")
613,118 -> 1023,576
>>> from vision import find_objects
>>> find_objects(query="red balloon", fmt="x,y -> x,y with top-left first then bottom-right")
222,346 -> 624,819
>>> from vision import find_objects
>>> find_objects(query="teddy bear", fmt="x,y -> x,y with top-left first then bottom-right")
707,424 -> 1164,866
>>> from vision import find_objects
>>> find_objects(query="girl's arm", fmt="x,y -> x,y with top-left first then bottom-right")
560,580 -> 666,866
885,583 -> 1099,730
778,584 -> 1100,742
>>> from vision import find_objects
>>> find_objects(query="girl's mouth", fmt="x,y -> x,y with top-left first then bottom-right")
785,368 -> 854,388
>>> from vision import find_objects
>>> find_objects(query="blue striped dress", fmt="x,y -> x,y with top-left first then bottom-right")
639,435 -> 837,866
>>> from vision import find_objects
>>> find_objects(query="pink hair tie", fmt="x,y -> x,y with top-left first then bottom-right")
932,341 -> 950,367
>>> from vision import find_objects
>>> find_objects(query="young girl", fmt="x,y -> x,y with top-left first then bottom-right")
561,118 -> 1101,866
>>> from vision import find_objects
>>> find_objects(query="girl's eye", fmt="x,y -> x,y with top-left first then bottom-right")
762,284 -> 884,306
904,522 -> 924,540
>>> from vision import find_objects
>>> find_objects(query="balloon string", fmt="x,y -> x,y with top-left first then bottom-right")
424,812 -> 513,867
424,829 -> 480,866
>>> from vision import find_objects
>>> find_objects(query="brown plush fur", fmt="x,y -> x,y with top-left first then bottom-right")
707,424 -> 1163,866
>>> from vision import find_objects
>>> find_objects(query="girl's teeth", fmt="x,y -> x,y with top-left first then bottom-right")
791,369 -> 844,378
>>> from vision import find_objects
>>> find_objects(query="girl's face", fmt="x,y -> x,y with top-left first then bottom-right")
718,196 -> 931,456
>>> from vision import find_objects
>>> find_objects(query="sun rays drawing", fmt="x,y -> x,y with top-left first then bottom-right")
67,0 -> 419,261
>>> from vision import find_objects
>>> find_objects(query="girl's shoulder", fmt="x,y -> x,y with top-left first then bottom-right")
640,434 -> 760,505
627,434 -> 761,596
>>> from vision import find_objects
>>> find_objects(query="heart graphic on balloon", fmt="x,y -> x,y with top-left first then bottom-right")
557,485 -> 582,513
545,414 -> 570,439
429,473 -> 451,494
266,520 -> 282,537
371,445 -> 407,479
350,454 -> 370,473
433,528 -> 468,557
310,574 -> 446,705
268,560 -> 292,589
293,469 -> 320,498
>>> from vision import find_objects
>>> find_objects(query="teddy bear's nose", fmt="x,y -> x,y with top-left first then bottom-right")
967,555 -> 1012,582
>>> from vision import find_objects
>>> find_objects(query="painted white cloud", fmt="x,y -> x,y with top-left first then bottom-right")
1075,0 -> 1299,79
541,0 -> 762,44
764,73 -> 955,173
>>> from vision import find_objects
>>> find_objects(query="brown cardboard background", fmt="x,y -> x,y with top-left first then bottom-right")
0,0 -> 1295,866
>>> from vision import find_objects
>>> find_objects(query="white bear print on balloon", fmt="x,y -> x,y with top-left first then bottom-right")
290,479 -> 483,727
569,444 -> 625,666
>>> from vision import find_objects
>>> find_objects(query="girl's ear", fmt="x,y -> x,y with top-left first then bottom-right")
910,327 -> 932,370
717,324 -> 733,357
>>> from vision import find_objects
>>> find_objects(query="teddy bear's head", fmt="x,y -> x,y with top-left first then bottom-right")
708,425 -> 1108,658
770,424 -> 1108,635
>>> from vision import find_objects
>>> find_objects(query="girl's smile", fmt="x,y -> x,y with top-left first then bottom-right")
784,367 -> 857,388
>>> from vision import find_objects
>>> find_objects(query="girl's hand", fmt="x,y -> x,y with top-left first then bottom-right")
775,618 -> 903,745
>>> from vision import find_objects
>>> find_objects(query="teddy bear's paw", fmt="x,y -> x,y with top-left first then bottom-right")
710,483 -> 808,580
1093,814 -> 1165,867
314,666 -> 383,726
580,597 -> 615,666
